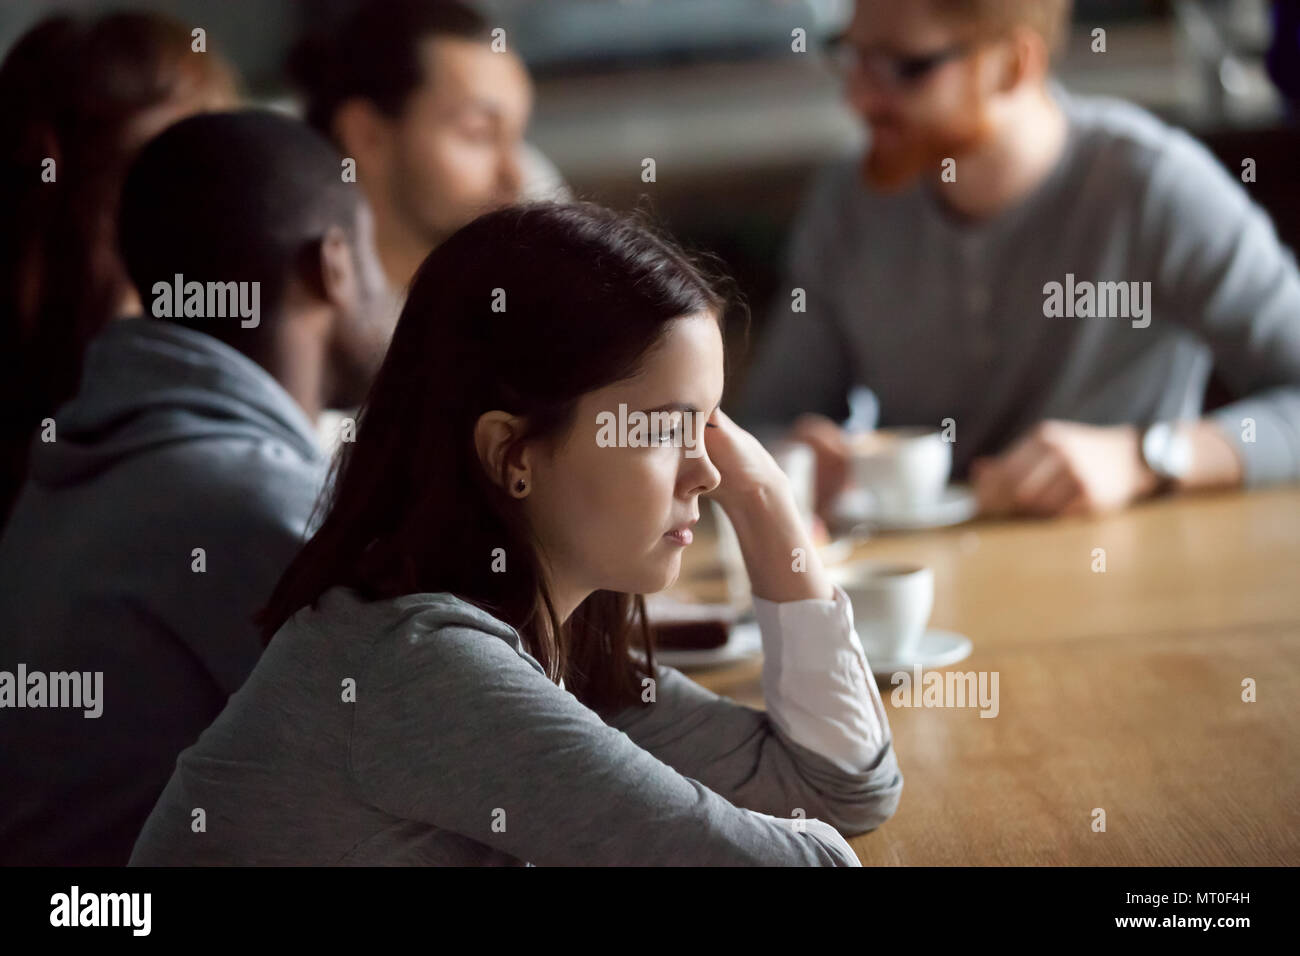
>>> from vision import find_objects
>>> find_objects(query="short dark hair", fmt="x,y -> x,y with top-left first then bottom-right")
117,110 -> 362,344
288,0 -> 493,141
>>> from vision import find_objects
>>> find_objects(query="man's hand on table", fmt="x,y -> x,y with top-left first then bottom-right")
771,413 -> 1248,523
970,418 -> 1246,518
970,421 -> 1158,518
786,415 -> 1165,522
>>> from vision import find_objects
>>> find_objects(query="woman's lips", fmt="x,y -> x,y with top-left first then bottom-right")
664,528 -> 693,546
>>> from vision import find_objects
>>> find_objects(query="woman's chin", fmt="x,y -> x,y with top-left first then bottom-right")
598,545 -> 685,596
636,551 -> 685,595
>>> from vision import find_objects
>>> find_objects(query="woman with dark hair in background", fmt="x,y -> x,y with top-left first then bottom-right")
0,11 -> 238,529
131,201 -> 903,866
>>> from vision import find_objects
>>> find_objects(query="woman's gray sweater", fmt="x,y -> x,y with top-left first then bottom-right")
129,586 -> 902,866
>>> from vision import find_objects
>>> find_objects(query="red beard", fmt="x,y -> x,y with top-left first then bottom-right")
860,68 -> 998,191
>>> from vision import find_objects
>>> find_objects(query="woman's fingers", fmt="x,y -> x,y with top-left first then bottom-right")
704,409 -> 787,506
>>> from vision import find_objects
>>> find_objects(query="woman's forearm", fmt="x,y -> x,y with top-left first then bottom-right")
716,479 -> 834,603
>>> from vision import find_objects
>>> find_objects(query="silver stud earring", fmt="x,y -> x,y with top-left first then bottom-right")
515,478 -> 526,494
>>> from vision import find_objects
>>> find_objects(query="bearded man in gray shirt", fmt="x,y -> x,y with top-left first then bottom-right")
739,0 -> 1300,518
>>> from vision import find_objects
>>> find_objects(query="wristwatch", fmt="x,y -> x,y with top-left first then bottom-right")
1141,421 -> 1193,493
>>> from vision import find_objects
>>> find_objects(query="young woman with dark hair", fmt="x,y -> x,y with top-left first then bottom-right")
131,202 -> 902,866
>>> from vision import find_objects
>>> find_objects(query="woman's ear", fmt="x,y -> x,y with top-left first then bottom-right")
474,410 -> 532,496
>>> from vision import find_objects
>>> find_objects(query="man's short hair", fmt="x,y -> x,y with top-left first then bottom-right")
930,0 -> 1073,56
118,110 -> 362,342
288,0 -> 493,143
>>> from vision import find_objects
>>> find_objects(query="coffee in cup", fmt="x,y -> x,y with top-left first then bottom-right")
829,560 -> 934,661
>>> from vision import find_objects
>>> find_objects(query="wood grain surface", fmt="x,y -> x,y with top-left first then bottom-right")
677,488 -> 1300,865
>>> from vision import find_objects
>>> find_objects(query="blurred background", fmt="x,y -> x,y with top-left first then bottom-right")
4,0 -> 1297,383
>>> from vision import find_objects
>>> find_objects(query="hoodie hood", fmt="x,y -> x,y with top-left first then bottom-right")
30,318 -> 324,488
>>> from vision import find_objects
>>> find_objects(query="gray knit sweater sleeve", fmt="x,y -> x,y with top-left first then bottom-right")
1137,124 -> 1300,485
605,662 -> 902,837
349,615 -> 871,866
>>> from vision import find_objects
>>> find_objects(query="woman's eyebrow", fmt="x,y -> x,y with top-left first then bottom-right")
642,401 -> 721,414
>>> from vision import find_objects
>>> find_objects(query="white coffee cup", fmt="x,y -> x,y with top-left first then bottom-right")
851,427 -> 952,514
830,561 -> 934,661
710,499 -> 750,612
769,439 -> 815,528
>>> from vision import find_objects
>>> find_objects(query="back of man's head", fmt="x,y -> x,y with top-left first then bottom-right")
118,109 -> 362,352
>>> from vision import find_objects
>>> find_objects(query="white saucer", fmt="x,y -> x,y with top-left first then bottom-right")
833,485 -> 978,532
650,621 -> 762,670
649,624 -> 973,675
864,628 -> 973,677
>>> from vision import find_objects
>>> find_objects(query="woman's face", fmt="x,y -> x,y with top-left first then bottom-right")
523,313 -> 725,610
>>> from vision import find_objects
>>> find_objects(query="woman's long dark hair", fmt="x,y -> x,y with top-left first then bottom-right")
257,202 -> 741,715
0,11 -> 237,528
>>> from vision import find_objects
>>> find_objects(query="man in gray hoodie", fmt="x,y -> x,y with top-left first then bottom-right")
0,111 -> 394,864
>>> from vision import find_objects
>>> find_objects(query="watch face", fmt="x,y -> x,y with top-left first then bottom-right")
1144,422 -> 1192,480
1167,430 -> 1193,478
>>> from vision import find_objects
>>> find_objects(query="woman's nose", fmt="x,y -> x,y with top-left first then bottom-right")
686,448 -> 722,496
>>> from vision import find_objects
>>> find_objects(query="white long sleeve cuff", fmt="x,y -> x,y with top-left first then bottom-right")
752,583 -> 891,775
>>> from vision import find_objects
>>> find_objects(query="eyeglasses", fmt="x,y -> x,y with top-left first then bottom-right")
825,34 -> 971,90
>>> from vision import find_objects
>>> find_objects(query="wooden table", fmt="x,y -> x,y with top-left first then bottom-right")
677,488 -> 1300,865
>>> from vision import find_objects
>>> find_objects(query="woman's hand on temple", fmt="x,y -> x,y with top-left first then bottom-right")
701,408 -> 792,515
703,408 -> 833,603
